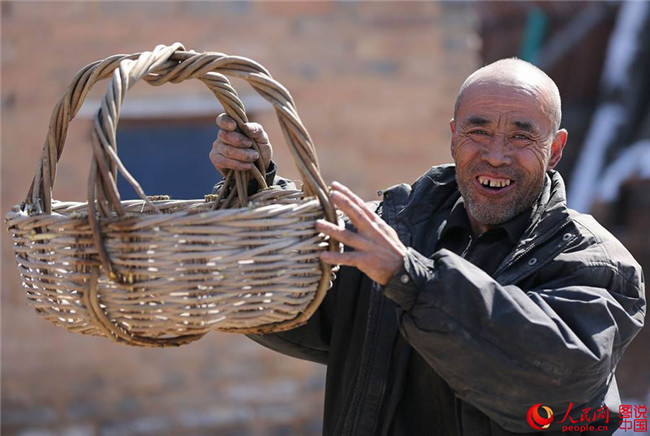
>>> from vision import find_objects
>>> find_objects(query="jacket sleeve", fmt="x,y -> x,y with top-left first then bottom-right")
383,246 -> 645,432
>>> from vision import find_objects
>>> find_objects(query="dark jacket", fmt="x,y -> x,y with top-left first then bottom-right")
250,164 -> 645,435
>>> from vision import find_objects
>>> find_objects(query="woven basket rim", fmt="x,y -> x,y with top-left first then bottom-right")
7,191 -> 323,224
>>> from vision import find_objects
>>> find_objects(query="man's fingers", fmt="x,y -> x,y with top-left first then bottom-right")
320,250 -> 363,268
214,139 -> 259,162
315,219 -> 370,251
243,123 -> 272,169
329,189 -> 388,239
216,113 -> 237,132
218,129 -> 256,149
243,122 -> 270,144
209,150 -> 253,172
212,114 -> 275,173
217,116 -> 267,150
329,191 -> 368,228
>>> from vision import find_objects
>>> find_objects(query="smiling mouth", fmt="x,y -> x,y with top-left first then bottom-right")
476,175 -> 514,191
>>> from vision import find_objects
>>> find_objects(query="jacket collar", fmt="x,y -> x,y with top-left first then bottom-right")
440,195 -> 533,245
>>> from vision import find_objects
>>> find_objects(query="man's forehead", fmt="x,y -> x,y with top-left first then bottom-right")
461,78 -> 543,101
456,81 -> 552,127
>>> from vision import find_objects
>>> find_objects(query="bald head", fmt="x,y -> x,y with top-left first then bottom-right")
454,58 -> 562,132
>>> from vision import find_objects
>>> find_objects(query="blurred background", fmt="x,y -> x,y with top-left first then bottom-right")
1,1 -> 648,435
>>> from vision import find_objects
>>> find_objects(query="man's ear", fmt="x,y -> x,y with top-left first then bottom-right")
548,129 -> 567,170
450,119 -> 457,158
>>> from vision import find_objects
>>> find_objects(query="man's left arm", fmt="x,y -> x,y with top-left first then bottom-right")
387,246 -> 644,432
316,182 -> 645,433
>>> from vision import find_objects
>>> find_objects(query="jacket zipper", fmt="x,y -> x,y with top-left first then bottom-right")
493,219 -> 571,279
348,284 -> 386,435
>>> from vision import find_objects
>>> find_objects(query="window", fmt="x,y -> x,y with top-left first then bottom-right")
115,118 -> 221,200
78,93 -> 267,201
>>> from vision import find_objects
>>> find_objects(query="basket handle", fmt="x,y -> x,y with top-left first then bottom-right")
25,43 -> 335,224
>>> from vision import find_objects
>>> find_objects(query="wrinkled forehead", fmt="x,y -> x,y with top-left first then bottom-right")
457,78 -> 555,129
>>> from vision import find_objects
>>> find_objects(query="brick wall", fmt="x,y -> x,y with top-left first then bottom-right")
1,2 -> 479,434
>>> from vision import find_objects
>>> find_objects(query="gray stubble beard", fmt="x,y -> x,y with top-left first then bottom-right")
456,170 -> 544,226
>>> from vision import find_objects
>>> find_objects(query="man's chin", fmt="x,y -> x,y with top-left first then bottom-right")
467,203 -> 517,226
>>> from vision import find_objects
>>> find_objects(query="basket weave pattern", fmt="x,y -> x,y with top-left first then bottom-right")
5,43 -> 337,347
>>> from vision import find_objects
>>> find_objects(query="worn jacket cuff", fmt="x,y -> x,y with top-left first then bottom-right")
383,247 -> 436,311
251,160 -> 279,191
264,160 -> 278,187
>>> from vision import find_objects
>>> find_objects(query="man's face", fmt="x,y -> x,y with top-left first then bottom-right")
451,80 -> 566,230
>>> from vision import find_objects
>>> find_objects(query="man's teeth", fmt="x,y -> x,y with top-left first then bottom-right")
477,176 -> 512,188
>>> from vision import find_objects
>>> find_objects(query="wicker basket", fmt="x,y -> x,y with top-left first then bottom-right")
5,43 -> 338,347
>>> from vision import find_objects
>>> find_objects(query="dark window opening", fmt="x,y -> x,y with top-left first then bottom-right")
115,117 -> 222,200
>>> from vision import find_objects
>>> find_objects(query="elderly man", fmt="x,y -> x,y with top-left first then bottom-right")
210,59 -> 645,436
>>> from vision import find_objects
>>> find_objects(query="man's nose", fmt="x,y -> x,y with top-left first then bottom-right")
481,136 -> 512,167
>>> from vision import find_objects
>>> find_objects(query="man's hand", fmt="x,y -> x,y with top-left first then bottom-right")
209,113 -> 273,175
316,182 -> 407,286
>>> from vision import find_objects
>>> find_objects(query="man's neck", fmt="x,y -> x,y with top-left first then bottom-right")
467,214 -> 490,237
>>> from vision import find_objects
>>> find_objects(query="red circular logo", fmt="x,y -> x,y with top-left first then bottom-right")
527,404 -> 554,430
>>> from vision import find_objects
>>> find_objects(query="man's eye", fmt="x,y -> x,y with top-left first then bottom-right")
469,129 -> 489,136
512,134 -> 531,141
